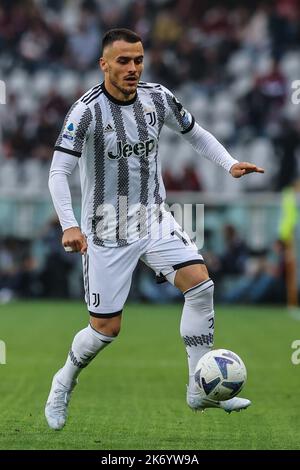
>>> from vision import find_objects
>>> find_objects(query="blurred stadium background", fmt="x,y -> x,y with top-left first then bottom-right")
0,0 -> 300,305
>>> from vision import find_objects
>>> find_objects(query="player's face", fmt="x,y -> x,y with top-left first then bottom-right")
100,40 -> 144,100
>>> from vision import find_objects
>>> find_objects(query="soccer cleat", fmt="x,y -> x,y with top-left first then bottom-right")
219,396 -> 251,413
45,370 -> 77,430
187,390 -> 251,413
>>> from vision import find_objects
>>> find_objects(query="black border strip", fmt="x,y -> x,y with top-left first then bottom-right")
173,259 -> 204,271
84,90 -> 103,105
54,146 -> 81,158
101,82 -> 137,106
181,115 -> 195,134
81,84 -> 101,103
86,253 -> 90,306
137,84 -> 161,89
184,278 -> 213,295
89,309 -> 123,318
89,322 -> 116,341
83,253 -> 88,306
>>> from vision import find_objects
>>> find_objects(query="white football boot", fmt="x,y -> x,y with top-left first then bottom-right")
45,370 -> 77,430
187,389 -> 251,413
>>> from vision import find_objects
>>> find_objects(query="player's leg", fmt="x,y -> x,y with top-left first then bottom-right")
45,240 -> 140,430
45,313 -> 121,430
174,264 -> 250,412
151,257 -> 215,400
174,263 -> 214,396
142,212 -> 250,412
141,214 -> 213,389
56,313 -> 122,391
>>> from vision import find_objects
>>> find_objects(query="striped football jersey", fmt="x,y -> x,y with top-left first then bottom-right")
54,81 -> 195,246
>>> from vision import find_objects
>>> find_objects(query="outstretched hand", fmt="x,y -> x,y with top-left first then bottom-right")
230,162 -> 265,178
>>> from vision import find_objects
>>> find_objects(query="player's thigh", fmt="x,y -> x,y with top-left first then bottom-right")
83,240 -> 140,316
141,217 -> 208,293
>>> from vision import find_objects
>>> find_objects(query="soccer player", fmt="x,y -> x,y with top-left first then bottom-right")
46,28 -> 264,430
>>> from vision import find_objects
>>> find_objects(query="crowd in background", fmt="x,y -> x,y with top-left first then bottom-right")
0,0 -> 299,302
1,0 -> 300,193
0,219 -> 287,304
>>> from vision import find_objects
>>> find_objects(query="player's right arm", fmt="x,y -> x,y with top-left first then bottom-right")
48,100 -> 92,254
49,151 -> 87,253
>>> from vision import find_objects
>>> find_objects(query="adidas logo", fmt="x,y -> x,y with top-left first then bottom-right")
104,123 -> 114,132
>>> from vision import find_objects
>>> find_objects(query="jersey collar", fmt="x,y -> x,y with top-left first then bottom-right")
101,82 -> 137,106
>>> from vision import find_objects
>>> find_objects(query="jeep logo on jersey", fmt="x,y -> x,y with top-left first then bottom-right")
107,139 -> 156,160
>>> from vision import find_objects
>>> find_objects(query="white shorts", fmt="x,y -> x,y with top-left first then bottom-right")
82,212 -> 204,316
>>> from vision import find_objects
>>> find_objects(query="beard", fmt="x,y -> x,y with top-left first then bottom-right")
110,75 -> 139,96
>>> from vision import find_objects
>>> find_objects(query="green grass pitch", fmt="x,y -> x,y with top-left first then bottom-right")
0,301 -> 299,450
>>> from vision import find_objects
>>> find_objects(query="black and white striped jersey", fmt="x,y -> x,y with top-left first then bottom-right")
54,81 -> 195,246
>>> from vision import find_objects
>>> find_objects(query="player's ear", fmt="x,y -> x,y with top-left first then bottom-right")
99,57 -> 108,72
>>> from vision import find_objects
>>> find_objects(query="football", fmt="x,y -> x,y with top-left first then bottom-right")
194,349 -> 247,401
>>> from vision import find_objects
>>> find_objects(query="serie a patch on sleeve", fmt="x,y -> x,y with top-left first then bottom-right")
63,123 -> 75,141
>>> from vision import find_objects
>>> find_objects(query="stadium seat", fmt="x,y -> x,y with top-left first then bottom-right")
280,52 -> 300,80
32,71 -> 54,97
227,50 -> 253,77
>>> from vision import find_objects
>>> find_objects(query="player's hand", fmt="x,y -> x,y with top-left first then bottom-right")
62,227 -> 87,254
230,162 -> 265,178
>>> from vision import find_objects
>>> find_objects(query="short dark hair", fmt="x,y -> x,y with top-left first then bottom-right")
102,28 -> 142,54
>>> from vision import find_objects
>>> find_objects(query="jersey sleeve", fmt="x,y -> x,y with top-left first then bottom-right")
48,151 -> 79,231
54,100 -> 93,157
161,85 -> 195,135
182,122 -> 239,173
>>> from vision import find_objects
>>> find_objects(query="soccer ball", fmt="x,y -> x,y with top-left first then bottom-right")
194,349 -> 247,401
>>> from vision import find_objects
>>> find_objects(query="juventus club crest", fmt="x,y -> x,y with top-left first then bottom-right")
92,293 -> 100,307
146,111 -> 156,126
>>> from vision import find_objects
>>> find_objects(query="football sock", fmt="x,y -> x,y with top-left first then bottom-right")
180,279 -> 215,394
57,323 -> 116,388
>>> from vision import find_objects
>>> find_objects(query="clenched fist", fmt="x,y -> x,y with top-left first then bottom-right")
62,227 -> 87,254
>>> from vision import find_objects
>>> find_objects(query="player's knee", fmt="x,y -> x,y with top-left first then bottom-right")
89,313 -> 122,337
184,278 -> 214,304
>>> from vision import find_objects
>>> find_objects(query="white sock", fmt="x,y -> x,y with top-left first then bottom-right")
180,279 -> 215,394
57,323 -> 116,388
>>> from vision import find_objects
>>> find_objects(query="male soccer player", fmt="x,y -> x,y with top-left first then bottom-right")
46,28 -> 264,430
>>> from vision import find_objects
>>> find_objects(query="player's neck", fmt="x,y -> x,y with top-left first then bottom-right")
103,80 -> 137,104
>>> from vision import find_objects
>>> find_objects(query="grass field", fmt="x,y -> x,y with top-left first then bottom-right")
0,301 -> 299,450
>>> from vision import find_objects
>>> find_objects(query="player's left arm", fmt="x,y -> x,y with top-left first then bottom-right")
162,86 -> 264,177
229,161 -> 264,178
183,123 -> 265,178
